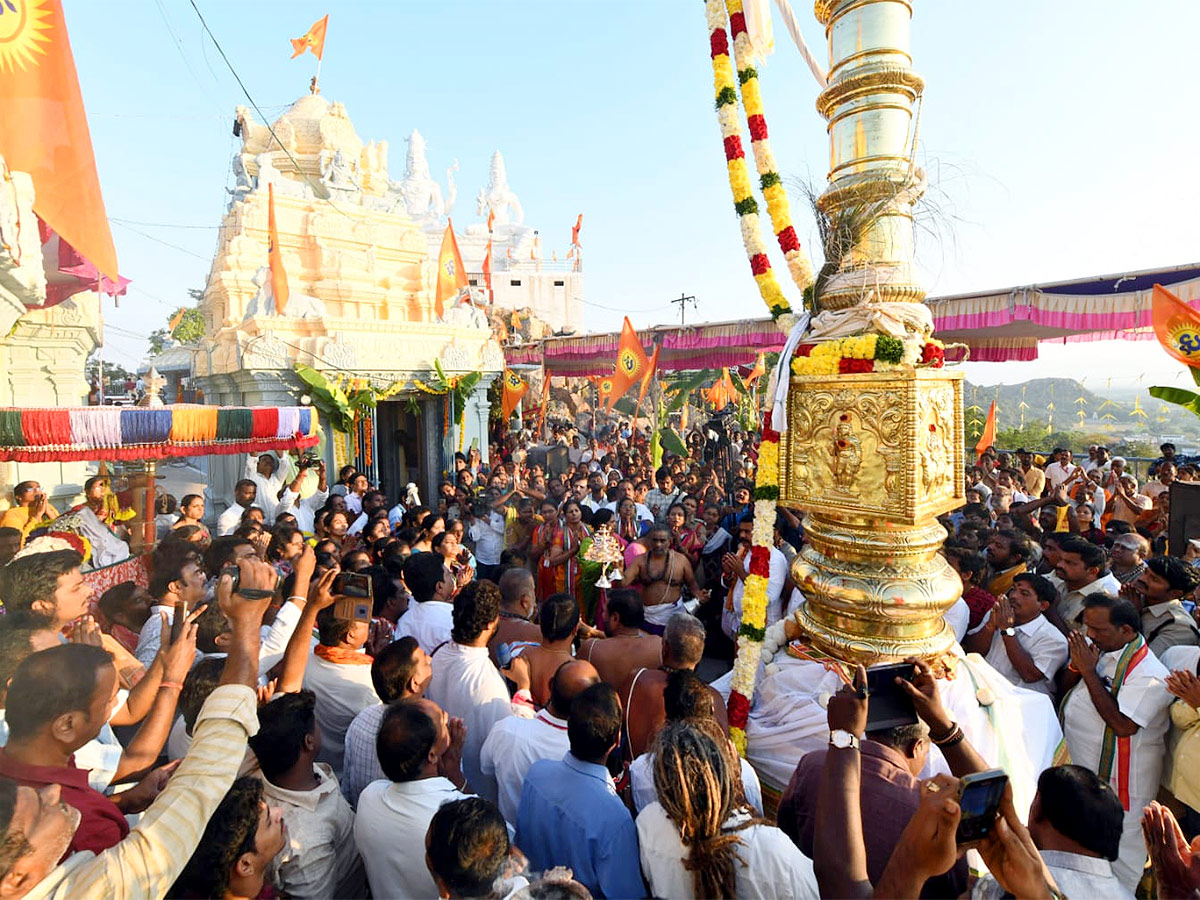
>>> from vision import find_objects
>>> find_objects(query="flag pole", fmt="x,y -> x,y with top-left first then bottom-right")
313,56 -> 322,94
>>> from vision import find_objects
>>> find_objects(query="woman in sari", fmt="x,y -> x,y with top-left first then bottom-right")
542,499 -> 591,601
667,503 -> 703,568
532,501 -> 561,602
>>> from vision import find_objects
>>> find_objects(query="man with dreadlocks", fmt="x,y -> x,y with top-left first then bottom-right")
1121,555 -> 1200,657
635,720 -> 818,898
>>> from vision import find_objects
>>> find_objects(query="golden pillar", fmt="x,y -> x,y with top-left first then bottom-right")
784,0 -> 965,664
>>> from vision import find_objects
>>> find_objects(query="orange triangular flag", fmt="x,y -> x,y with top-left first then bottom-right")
704,369 -> 736,411
481,239 -> 493,303
745,352 -> 766,385
636,345 -> 660,410
598,376 -> 614,410
502,369 -> 528,420
290,15 -> 329,60
0,0 -> 118,281
435,219 -> 468,318
267,183 -> 290,314
604,318 -> 651,412
486,209 -> 495,232
167,308 -> 185,332
975,401 -> 996,462
1152,284 -> 1200,368
571,213 -> 583,246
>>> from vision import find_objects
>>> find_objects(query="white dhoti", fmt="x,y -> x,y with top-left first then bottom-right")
643,599 -> 685,633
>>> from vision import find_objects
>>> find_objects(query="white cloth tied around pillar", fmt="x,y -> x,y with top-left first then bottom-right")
768,313 -> 811,431
806,300 -> 934,341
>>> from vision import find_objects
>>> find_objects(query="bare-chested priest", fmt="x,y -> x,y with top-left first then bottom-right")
622,524 -> 709,634
507,592 -> 581,708
579,589 -> 664,689
619,612 -> 728,759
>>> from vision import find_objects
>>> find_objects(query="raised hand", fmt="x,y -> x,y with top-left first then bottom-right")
1166,669 -> 1200,710
827,663 -> 869,738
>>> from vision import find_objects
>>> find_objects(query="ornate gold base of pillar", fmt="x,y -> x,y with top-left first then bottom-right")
781,367 -> 965,664
791,514 -> 958,664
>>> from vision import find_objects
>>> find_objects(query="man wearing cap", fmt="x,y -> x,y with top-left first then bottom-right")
1122,556 -> 1200,657
1109,533 -> 1149,586
1044,448 -> 1078,491
1016,449 -> 1046,499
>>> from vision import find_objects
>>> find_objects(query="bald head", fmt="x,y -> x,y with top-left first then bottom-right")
548,659 -> 601,720
498,567 -> 535,615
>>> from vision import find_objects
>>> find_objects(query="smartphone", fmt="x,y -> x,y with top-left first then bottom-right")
334,572 -> 373,599
864,662 -> 918,731
955,769 -> 1009,845
334,594 -> 372,624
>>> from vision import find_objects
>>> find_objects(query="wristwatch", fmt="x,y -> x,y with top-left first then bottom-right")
829,729 -> 861,750
1002,627 -> 1017,637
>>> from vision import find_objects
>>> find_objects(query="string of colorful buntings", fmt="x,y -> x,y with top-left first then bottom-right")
0,405 -> 318,462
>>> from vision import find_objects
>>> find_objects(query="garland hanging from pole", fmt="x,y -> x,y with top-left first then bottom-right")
704,0 -> 814,327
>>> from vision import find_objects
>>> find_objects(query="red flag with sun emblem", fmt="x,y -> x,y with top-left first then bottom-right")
501,369 -> 528,420
0,0 -> 119,281
1153,284 -> 1200,369
603,317 -> 650,412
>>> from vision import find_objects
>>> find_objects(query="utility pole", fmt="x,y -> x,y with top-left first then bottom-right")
672,292 -> 697,326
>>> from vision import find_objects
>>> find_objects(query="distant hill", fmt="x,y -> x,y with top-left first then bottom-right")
964,377 -> 1200,443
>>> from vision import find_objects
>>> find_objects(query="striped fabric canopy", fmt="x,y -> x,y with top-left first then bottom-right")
0,405 -> 318,462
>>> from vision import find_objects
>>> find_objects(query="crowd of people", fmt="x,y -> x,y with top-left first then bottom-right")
2,426 -> 1200,898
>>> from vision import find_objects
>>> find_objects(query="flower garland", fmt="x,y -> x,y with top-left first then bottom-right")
705,0 -> 808,325
722,0 -> 814,298
790,335 -> 945,376
727,409 -> 780,756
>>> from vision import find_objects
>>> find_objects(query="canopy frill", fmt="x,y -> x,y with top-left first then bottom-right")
0,405 -> 318,462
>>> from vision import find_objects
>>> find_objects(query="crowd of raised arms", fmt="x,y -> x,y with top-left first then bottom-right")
3,423 -> 1200,899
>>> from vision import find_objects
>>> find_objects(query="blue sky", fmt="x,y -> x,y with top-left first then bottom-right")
68,1 -> 1200,389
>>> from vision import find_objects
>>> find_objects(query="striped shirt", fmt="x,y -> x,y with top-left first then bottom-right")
25,685 -> 259,900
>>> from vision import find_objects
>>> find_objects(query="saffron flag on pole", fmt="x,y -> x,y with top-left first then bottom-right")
975,401 -> 996,462
435,218 -> 468,318
0,0 -> 119,281
604,317 -> 650,412
481,239 -> 493,304
636,344 -> 660,410
1152,284 -> 1200,368
290,15 -> 329,59
501,369 -> 528,420
267,183 -> 290,314
167,308 -> 185,332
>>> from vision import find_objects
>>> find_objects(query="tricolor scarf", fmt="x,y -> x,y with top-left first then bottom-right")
1066,635 -> 1149,810
313,645 -> 373,666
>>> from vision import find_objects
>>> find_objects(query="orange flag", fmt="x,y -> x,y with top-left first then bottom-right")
598,376 -> 614,410
636,344 -> 660,410
501,369 -> 528,420
167,308 -> 185,332
0,0 -> 118,281
481,239 -> 493,303
435,219 -> 468,318
705,369 -> 736,411
267,183 -> 290,314
1152,284 -> 1200,368
290,15 -> 329,60
975,401 -> 996,462
604,317 -> 650,412
745,352 -> 766,385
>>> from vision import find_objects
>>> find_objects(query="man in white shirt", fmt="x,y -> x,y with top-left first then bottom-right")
393,553 -> 455,653
1044,448 -> 1079,491
468,492 -> 507,582
344,473 -> 369,517
426,580 -> 519,806
579,473 -> 609,514
1061,594 -> 1173,890
135,553 -> 207,668
302,606 -> 379,778
972,765 -> 1129,899
274,459 -> 329,535
603,479 -> 654,523
721,513 -> 788,640
1048,536 -> 1122,632
243,453 -> 291,525
963,572 -> 1068,695
248,690 -> 366,899
216,479 -> 260,537
355,699 -> 472,900
480,659 -> 600,823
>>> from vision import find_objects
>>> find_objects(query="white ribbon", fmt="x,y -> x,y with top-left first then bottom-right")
768,312 -> 811,432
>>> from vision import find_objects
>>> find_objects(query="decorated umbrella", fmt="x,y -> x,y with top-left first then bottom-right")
0,402 -> 319,554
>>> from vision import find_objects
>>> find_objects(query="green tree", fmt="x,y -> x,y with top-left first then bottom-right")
148,304 -> 206,355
